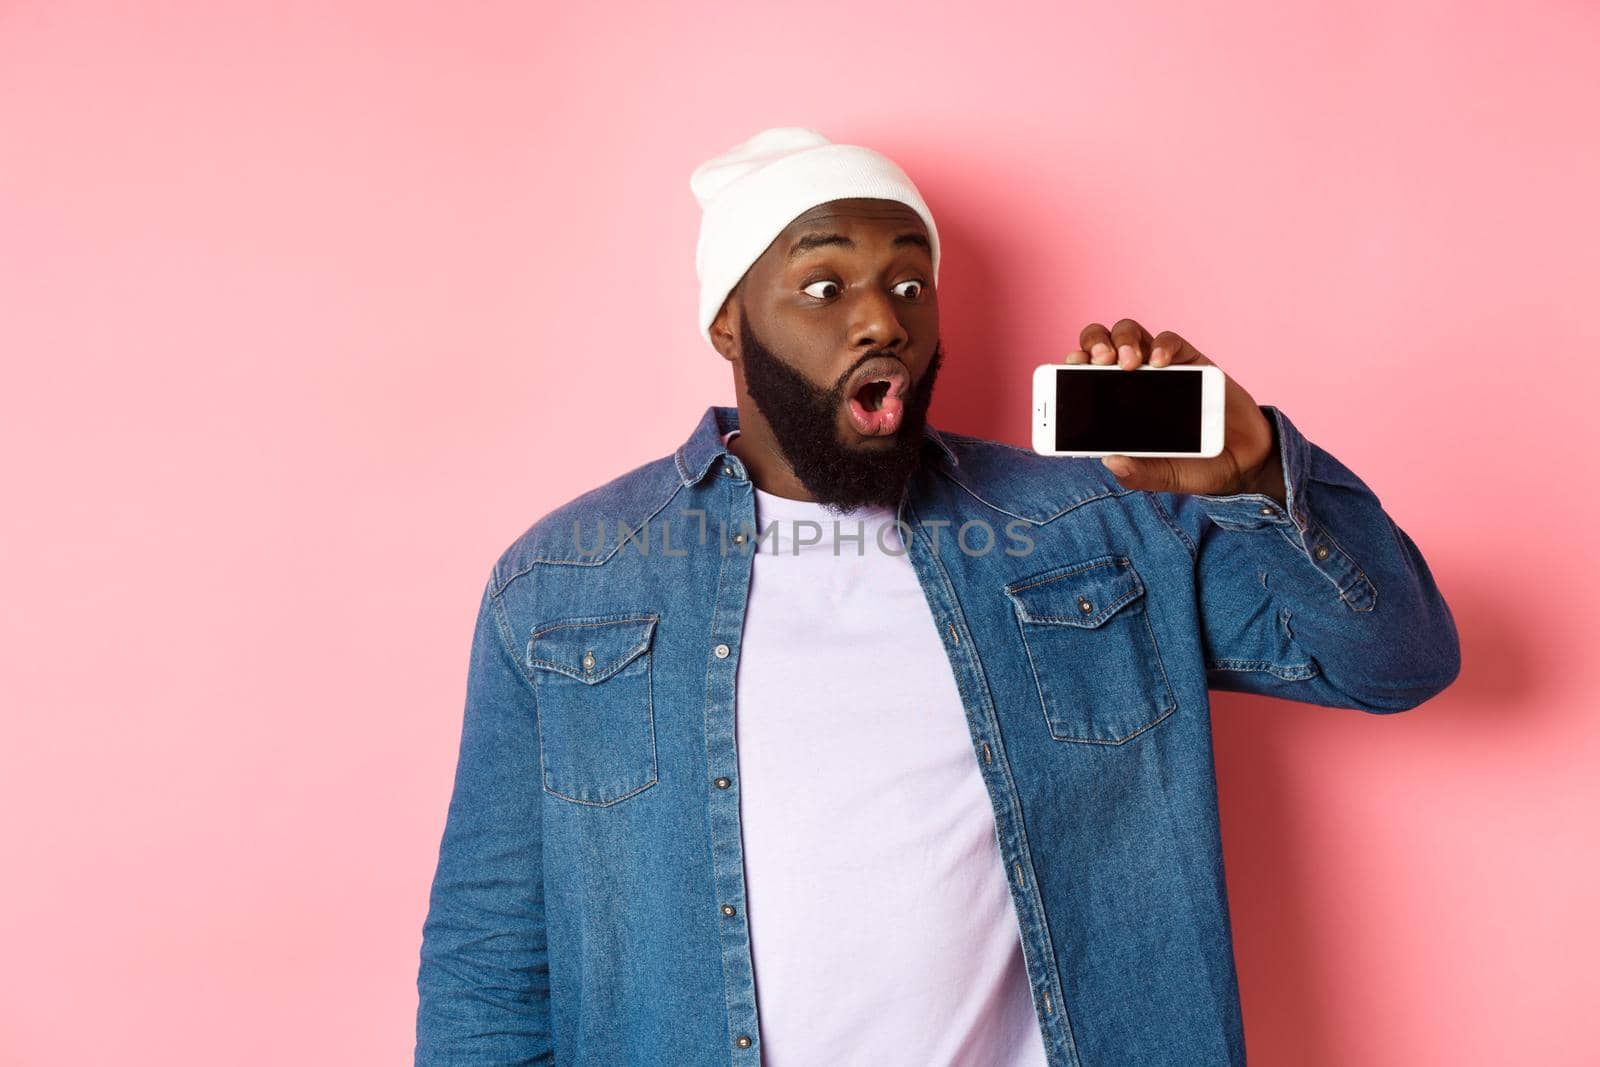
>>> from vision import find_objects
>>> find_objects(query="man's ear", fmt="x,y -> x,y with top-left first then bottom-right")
708,290 -> 740,363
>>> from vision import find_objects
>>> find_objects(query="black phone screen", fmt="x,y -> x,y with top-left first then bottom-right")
1054,367 -> 1203,452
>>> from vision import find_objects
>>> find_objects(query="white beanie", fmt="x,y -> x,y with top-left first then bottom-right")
690,126 -> 941,347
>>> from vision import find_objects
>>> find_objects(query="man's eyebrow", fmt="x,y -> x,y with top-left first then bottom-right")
786,231 -> 931,260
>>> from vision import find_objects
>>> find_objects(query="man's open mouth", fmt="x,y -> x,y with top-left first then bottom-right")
844,357 -> 910,437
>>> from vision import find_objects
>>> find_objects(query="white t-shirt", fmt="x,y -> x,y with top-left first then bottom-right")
726,430 -> 1049,1066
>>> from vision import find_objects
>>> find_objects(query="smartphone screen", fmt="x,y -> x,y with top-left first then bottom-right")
1054,367 -> 1203,452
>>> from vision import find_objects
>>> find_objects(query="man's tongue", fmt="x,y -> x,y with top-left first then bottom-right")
846,383 -> 904,437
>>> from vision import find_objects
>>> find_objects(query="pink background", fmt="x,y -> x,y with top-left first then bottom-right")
3,2 -> 1596,1063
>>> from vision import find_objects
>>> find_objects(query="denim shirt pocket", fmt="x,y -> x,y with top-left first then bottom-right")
526,612 -> 660,806
1004,555 -> 1178,745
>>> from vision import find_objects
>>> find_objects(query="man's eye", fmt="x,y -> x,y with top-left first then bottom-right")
802,278 -> 925,300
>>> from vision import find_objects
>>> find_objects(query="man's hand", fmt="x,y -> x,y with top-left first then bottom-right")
1065,318 -> 1285,505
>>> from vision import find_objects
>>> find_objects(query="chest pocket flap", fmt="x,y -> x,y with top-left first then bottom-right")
1003,556 -> 1176,745
528,614 -> 657,684
1005,557 -> 1145,628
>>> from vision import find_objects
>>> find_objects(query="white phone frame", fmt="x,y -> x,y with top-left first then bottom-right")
1031,363 -> 1226,458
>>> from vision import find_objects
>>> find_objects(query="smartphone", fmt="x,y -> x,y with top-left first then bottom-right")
1032,363 -> 1225,457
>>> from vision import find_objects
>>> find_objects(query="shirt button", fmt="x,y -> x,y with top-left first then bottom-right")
1077,597 -> 1093,614
714,643 -> 730,658
735,1035 -> 753,1049
721,903 -> 736,916
1258,505 -> 1275,516
732,532 -> 747,544
1314,544 -> 1330,560
714,776 -> 731,789
723,464 -> 735,476
581,651 -> 595,672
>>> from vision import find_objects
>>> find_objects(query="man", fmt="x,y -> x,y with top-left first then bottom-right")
415,127 -> 1460,1066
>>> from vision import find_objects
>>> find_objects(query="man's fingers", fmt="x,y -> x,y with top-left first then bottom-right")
1102,454 -> 1182,492
1081,319 -> 1206,370
1079,322 -> 1116,364
1148,330 -> 1179,367
1063,349 -> 1089,364
1111,318 -> 1152,370
1150,329 -> 1209,367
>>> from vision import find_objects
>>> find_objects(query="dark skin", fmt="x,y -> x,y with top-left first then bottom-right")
709,198 -> 941,502
710,197 -> 1286,505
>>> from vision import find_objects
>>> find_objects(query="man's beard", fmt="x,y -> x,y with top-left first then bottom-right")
737,313 -> 944,515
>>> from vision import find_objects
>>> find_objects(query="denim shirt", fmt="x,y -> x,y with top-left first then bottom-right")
416,403 -> 1460,1067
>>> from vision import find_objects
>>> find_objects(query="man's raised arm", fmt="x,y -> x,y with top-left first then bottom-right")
1147,405 -> 1461,712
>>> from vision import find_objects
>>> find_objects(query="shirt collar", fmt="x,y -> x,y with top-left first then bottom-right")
674,405 -> 959,488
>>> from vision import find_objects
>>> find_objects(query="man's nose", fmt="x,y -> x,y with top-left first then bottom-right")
847,286 -> 910,352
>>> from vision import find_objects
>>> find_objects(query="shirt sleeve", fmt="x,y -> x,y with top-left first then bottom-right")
415,566 -> 554,1065
1147,404 -> 1461,713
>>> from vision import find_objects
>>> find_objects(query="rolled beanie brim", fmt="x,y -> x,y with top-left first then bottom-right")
693,139 -> 940,347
